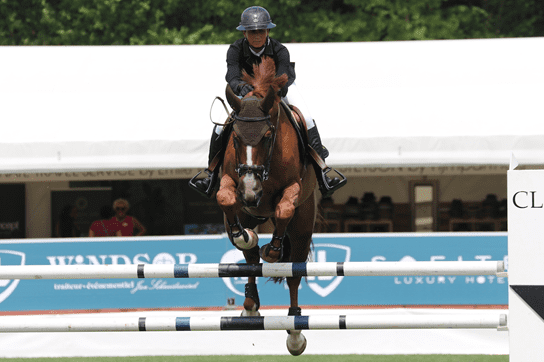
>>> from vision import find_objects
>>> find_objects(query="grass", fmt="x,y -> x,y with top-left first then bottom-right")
0,355 -> 509,362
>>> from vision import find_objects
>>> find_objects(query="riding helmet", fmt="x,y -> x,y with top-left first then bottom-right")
236,6 -> 276,31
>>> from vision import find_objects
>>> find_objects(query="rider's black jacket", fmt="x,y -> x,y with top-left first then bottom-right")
225,37 -> 296,98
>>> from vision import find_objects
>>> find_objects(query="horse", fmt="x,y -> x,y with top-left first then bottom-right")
216,57 -> 317,356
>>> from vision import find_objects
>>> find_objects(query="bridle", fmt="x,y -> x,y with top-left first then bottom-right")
233,104 -> 280,182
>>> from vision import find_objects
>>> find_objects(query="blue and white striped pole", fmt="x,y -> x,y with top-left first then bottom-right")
0,261 -> 506,280
0,314 -> 507,333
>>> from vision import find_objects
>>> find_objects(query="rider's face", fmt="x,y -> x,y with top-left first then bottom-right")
244,29 -> 269,50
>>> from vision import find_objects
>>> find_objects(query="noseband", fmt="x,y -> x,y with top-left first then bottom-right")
233,105 -> 280,182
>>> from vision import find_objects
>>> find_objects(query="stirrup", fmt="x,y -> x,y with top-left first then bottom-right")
318,167 -> 347,198
188,168 -> 218,198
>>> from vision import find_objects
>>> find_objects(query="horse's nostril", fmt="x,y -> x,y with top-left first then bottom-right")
246,195 -> 261,208
237,189 -> 262,208
237,173 -> 263,208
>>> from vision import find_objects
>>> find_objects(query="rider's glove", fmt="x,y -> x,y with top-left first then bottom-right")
238,83 -> 254,97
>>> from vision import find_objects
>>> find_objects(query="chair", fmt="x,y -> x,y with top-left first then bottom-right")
342,197 -> 360,220
378,196 -> 394,220
498,198 -> 507,218
482,194 -> 499,219
360,192 -> 379,220
449,199 -> 464,219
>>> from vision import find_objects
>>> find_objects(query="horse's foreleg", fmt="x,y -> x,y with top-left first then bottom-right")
217,175 -> 261,315
241,247 -> 261,316
260,182 -> 301,263
217,175 -> 258,250
216,174 -> 239,226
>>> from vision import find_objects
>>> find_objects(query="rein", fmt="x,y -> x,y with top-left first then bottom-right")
234,103 -> 280,182
209,96 -> 235,126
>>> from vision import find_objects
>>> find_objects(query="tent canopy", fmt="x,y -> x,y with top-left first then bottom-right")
1,37 -> 543,173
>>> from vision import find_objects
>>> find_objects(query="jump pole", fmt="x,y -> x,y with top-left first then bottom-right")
508,168 -> 544,361
0,314 -> 507,333
0,261 -> 505,280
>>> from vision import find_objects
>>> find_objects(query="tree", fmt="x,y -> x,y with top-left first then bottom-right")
1,0 -> 542,45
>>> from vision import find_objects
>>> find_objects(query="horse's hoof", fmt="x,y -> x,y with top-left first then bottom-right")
286,330 -> 307,356
259,243 -> 280,263
233,228 -> 259,250
240,308 -> 260,317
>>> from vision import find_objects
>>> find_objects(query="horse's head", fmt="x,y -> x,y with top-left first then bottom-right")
225,85 -> 276,208
225,57 -> 287,208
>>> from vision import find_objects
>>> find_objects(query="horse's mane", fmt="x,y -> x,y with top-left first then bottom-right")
242,57 -> 288,99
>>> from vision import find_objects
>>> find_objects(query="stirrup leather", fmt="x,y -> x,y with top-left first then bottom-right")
307,147 -> 347,197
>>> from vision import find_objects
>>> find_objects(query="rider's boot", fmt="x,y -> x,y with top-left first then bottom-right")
307,125 -> 346,198
189,127 -> 224,198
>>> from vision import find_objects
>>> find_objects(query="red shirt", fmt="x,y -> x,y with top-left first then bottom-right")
89,219 -> 118,237
110,216 -> 134,236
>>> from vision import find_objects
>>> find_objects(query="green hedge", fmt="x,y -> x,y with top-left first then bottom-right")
1,0 -> 543,45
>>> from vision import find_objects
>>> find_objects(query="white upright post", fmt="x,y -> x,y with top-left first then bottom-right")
508,169 -> 544,361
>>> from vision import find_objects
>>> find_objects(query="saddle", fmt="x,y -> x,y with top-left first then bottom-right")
280,101 -> 328,171
280,100 -> 307,165
206,100 -> 328,175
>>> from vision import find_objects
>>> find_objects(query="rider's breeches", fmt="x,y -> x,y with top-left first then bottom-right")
214,124 -> 223,136
282,82 -> 316,130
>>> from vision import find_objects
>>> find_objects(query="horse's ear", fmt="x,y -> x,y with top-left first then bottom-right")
226,84 -> 241,113
260,86 -> 276,114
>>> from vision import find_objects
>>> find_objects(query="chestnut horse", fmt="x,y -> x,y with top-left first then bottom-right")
216,57 -> 316,355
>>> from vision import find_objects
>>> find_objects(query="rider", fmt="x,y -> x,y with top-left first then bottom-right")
190,6 -> 346,198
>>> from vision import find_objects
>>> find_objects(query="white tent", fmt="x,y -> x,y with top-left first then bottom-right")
1,37 -> 543,174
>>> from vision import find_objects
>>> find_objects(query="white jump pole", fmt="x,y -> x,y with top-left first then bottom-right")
0,261 -> 505,280
0,314 -> 507,333
508,168 -> 544,361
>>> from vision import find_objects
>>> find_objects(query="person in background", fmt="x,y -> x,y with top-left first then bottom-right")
55,205 -> 81,237
110,198 -> 146,236
89,205 -> 122,237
